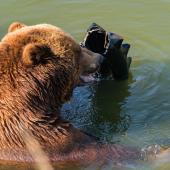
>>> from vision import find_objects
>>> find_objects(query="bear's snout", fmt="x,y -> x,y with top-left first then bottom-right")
96,53 -> 104,65
89,53 -> 104,72
80,47 -> 104,75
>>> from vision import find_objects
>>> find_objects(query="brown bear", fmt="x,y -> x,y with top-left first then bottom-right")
0,22 -> 169,167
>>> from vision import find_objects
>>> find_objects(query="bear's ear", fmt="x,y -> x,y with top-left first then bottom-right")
8,22 -> 26,33
22,43 -> 54,67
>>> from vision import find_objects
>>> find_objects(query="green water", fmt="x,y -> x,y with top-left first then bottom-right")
1,0 -> 170,169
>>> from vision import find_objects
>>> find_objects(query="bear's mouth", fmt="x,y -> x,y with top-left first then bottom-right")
80,63 -> 101,83
80,73 -> 96,83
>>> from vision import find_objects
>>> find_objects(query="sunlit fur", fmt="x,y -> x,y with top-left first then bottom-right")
0,23 -> 86,158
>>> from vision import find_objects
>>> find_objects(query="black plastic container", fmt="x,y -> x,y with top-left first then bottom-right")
80,23 -> 132,80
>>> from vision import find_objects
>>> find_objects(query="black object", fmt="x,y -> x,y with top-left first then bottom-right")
80,23 -> 132,80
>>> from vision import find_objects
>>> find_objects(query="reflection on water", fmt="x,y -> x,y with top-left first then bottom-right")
1,0 -> 170,169
86,76 -> 133,140
63,76 -> 133,142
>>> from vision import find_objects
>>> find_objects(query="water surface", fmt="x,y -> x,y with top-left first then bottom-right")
1,0 -> 170,169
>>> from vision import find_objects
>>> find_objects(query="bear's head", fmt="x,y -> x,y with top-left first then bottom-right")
0,22 -> 102,121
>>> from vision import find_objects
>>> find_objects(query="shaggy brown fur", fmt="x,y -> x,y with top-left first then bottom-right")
0,22 -> 141,164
